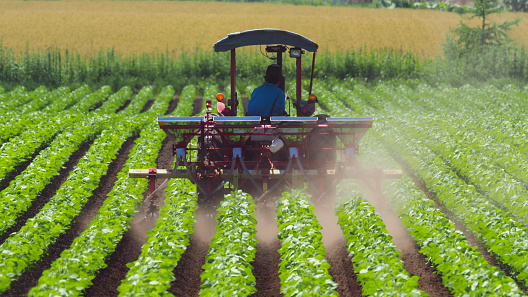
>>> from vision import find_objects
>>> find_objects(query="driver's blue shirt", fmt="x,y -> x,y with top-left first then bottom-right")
247,82 -> 285,117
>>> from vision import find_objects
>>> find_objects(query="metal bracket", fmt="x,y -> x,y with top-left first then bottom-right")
148,168 -> 157,194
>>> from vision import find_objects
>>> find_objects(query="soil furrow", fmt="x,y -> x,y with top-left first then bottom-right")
4,137 -> 136,297
356,180 -> 452,297
326,239 -> 362,297
115,98 -> 132,113
313,198 -> 363,297
165,95 -> 180,115
140,99 -> 155,113
252,199 -> 282,297
85,137 -> 174,296
193,96 -> 204,115
168,206 -> 218,296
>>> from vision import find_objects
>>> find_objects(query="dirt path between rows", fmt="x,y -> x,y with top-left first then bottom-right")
85,95 -> 183,296
356,179 -> 453,297
168,201 -> 218,296
313,198 -> 363,296
253,199 -> 282,297
84,136 -> 175,296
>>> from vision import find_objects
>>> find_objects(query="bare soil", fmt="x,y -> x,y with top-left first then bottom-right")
253,200 -> 282,297
115,98 -> 132,113
166,94 -> 180,115
353,179 -> 453,297
140,99 -> 155,113
193,97 -> 204,115
314,198 -> 364,296
326,239 -> 363,296
168,211 -> 217,296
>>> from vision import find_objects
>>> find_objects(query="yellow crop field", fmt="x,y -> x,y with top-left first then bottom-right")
0,0 -> 527,58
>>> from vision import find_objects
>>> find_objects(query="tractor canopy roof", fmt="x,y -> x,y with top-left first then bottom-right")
213,29 -> 318,52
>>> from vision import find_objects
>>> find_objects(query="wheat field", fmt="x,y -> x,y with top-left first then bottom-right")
0,0 -> 527,58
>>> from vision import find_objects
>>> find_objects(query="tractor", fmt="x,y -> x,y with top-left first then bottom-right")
130,29 -> 400,212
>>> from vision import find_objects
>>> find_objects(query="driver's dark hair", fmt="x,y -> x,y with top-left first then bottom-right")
265,64 -> 283,84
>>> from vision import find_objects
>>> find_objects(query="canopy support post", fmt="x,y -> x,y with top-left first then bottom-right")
309,52 -> 316,95
296,55 -> 302,115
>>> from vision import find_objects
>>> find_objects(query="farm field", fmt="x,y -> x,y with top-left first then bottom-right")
0,81 -> 527,296
0,0 -> 528,58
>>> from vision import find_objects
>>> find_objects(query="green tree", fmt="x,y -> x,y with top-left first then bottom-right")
443,0 -> 520,58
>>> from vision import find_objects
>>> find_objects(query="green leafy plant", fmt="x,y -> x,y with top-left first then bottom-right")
199,190 -> 257,296
0,119 -> 140,293
29,86 -> 176,296
276,189 -> 338,297
359,130 -> 524,295
336,194 -> 427,296
116,180 -> 197,296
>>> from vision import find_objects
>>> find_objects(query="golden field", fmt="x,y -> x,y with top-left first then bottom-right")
0,0 -> 527,58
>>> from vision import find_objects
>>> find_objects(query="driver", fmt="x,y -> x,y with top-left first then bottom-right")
247,64 -> 286,117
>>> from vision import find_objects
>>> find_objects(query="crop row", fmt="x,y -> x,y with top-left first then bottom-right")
199,190 -> 257,296
369,84 -> 528,184
0,86 -> 48,115
403,113 -> 528,224
0,86 -> 114,182
117,179 -> 198,296
0,115 -> 104,235
0,114 -> 78,183
372,86 -> 528,225
0,118 -> 142,292
336,192 -> 426,296
0,84 -> 171,293
0,85 -> 152,236
30,86 -> 176,295
372,115 -> 528,287
360,133 -> 525,295
316,82 -> 527,294
0,86 -> 92,144
339,83 -> 528,288
276,189 -> 338,296
20,87 -> 67,114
